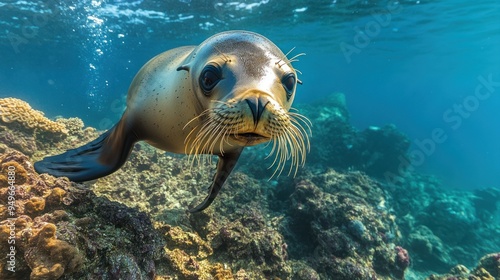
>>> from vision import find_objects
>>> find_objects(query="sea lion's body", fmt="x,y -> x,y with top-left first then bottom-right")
35,31 -> 310,212
125,46 -> 203,153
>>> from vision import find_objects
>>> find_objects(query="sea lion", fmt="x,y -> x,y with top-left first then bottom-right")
34,30 -> 310,212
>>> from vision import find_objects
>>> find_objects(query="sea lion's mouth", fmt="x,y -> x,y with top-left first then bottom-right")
232,132 -> 270,144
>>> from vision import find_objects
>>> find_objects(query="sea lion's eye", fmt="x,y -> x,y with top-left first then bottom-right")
199,65 -> 222,94
282,73 -> 296,99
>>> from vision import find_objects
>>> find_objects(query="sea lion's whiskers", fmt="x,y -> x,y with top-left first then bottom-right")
184,109 -> 213,162
261,109 -> 310,179
267,131 -> 287,177
274,132 -> 291,177
193,121 -> 222,166
290,123 -> 309,166
220,124 -> 237,153
289,112 -> 312,146
183,109 -> 211,132
197,121 -> 220,154
185,109 -> 222,167
289,117 -> 311,153
187,117 -> 213,153
207,122 -> 226,156
284,47 -> 296,57
276,47 -> 296,68
214,45 -> 231,63
288,52 -> 306,63
272,133 -> 289,178
187,106 -> 240,166
286,127 -> 301,173
287,126 -> 305,175
289,111 -> 312,130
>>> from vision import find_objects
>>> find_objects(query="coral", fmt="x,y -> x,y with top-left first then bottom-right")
0,160 -> 28,187
25,223 -> 83,279
0,125 -> 37,156
0,98 -> 67,135
426,252 -> 500,280
293,262 -> 321,280
161,224 -> 233,279
24,197 -> 46,214
395,246 -> 410,269
163,225 -> 213,258
0,150 -> 163,279
390,173 -> 500,274
165,248 -> 207,278
54,117 -> 83,135
273,171 -> 408,279
1,96 -> 497,279
44,187 -> 66,207
406,225 -> 451,271
474,253 -> 500,278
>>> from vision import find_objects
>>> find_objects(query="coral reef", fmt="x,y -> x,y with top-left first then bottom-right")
24,223 -> 83,280
0,150 -> 162,279
1,96 -> 498,279
273,171 -> 407,279
301,93 -> 410,179
0,98 -> 68,135
388,173 -> 500,275
426,252 -> 500,280
0,98 -> 100,157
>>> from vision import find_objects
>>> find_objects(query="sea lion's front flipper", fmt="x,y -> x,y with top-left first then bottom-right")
189,148 -> 243,213
34,118 -> 138,182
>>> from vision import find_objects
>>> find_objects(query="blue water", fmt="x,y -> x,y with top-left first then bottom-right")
1,0 -> 500,190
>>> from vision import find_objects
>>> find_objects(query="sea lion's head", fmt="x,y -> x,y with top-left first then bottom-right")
179,30 -> 310,176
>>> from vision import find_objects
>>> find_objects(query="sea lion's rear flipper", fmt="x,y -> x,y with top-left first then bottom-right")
189,148 -> 243,213
34,119 -> 138,182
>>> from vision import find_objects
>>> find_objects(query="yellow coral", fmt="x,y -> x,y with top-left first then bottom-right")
0,161 -> 28,187
25,197 -> 46,214
211,263 -> 234,279
165,248 -> 202,278
25,223 -> 83,279
165,226 -> 213,258
45,187 -> 67,206
0,98 -> 68,134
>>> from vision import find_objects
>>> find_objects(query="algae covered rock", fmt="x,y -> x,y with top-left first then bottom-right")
390,173 -> 500,274
0,150 -> 162,279
426,252 -> 500,280
2,96 -> 497,280
24,223 -> 83,280
272,169 -> 408,279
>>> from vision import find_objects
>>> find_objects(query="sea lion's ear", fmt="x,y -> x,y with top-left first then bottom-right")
297,79 -> 303,85
177,65 -> 190,72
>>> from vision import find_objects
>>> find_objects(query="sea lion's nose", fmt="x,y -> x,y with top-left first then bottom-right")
245,97 -> 269,126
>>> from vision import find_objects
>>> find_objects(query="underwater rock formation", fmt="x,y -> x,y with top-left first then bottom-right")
387,173 -> 500,275
0,150 -> 162,279
0,98 -> 68,135
273,170 -> 408,279
302,93 -> 410,179
0,98 -> 99,157
0,150 -> 82,279
426,252 -> 500,280
0,97 -> 498,279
